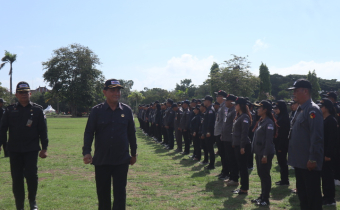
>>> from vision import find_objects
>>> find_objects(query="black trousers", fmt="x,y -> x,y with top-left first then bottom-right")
216,136 -> 229,176
276,149 -> 289,183
201,137 -> 208,162
192,134 -> 201,160
234,144 -> 250,190
145,121 -> 149,134
322,160 -> 335,200
295,168 -> 322,210
182,130 -> 190,153
255,154 -> 274,201
333,155 -> 340,180
156,125 -> 162,142
204,136 -> 215,167
9,151 -> 39,209
95,163 -> 129,210
167,127 -> 174,149
225,141 -> 238,182
175,128 -> 182,151
162,126 -> 168,144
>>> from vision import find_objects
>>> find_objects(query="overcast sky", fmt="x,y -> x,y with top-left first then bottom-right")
1,0 -> 339,91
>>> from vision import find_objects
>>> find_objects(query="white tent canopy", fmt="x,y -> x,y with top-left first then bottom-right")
44,105 -> 56,114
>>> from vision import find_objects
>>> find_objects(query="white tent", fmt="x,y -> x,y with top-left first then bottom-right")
44,105 -> 56,114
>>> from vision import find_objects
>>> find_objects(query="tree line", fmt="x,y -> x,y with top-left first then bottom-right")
1,44 -> 339,115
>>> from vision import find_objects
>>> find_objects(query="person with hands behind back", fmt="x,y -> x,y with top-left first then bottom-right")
251,100 -> 277,206
83,79 -> 137,210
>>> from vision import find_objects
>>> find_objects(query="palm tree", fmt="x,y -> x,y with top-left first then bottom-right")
0,51 -> 17,96
128,90 -> 145,112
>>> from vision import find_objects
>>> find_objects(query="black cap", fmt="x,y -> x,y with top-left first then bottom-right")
214,101 -> 220,106
254,100 -> 272,110
183,100 -> 190,105
177,102 -> 182,105
245,97 -> 249,101
167,99 -> 174,104
194,105 -> 201,110
232,97 -> 247,105
273,100 -> 286,109
204,95 -> 213,102
191,99 -> 197,103
322,92 -> 337,100
171,104 -> 178,108
214,90 -> 227,98
226,94 -> 237,101
0,98 -> 6,103
104,79 -> 124,90
317,98 -> 334,111
146,105 -> 149,107
247,101 -> 253,106
16,81 -> 30,92
287,100 -> 297,105
287,79 -> 312,90
155,100 -> 160,104
196,99 -> 201,103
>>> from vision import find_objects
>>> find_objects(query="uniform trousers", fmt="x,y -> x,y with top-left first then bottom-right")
276,149 -> 289,183
321,160 -> 335,201
255,154 -> 274,202
156,125 -> 162,142
204,136 -> 215,167
215,136 -> 229,176
234,144 -> 250,190
95,163 -> 129,210
294,167 -> 322,210
9,151 -> 39,209
161,126 -> 168,144
175,128 -> 182,151
225,141 -> 238,182
182,130 -> 190,154
167,127 -> 174,149
192,134 -> 201,160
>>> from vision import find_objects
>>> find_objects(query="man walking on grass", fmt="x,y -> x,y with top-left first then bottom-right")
83,79 -> 137,210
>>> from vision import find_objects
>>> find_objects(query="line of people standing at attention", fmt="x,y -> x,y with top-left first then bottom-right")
137,79 -> 340,209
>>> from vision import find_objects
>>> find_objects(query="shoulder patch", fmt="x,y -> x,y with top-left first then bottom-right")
209,110 -> 213,114
243,119 -> 249,123
267,124 -> 274,130
309,110 -> 316,119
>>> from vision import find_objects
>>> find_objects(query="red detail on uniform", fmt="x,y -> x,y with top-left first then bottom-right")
310,113 -> 316,119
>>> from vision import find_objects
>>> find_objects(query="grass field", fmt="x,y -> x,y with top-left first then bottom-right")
0,117 -> 339,209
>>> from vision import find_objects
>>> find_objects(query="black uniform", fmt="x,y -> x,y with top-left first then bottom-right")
202,105 -> 216,168
0,105 -> 9,157
0,101 -> 48,210
190,112 -> 201,160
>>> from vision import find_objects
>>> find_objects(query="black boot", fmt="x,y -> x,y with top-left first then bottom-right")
29,200 -> 38,210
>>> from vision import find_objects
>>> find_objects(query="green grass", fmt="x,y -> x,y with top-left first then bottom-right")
0,117 -> 339,209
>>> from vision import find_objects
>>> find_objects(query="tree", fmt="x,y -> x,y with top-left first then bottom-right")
119,79 -> 134,104
209,62 -> 220,96
0,51 -> 17,97
258,63 -> 272,100
128,90 -> 145,112
307,70 -> 321,101
42,43 -> 103,117
0,82 -> 11,105
175,79 -> 197,98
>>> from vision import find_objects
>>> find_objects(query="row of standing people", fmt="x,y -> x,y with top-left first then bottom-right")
137,79 -> 340,209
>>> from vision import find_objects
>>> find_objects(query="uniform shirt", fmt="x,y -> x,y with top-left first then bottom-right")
179,108 -> 190,130
288,99 -> 324,171
164,107 -> 175,127
221,106 -> 236,142
323,115 -> 338,158
202,105 -> 215,136
0,102 -> 48,152
174,109 -> 183,129
154,109 -> 162,125
252,117 -> 276,156
232,113 -> 251,148
0,107 -> 4,120
214,101 -> 226,136
187,109 -> 195,129
274,112 -> 290,151
190,114 -> 201,134
198,112 -> 205,136
82,101 -> 137,166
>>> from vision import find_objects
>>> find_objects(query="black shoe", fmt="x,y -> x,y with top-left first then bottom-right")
219,175 -> 229,180
322,199 -> 336,206
188,155 -> 194,158
275,181 -> 290,186
232,189 -> 248,194
205,165 -> 215,170
251,197 -> 262,203
180,152 -> 189,155
174,149 -> 182,152
256,200 -> 269,206
29,200 -> 38,210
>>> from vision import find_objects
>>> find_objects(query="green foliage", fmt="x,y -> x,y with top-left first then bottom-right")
209,62 -> 220,96
0,82 -> 12,105
128,90 -> 145,112
258,63 -> 271,100
307,70 -> 321,101
0,50 -> 17,96
175,79 -> 197,98
42,43 -> 103,116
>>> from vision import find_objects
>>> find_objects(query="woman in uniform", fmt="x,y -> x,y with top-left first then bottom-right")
231,97 -> 252,194
251,100 -> 277,206
198,104 -> 209,165
190,105 -> 202,161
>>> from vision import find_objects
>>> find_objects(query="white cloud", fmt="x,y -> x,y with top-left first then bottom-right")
133,54 -> 215,91
269,60 -> 340,80
253,39 -> 268,52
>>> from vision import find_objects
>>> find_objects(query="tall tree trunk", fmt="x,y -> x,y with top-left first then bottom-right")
10,63 -> 12,97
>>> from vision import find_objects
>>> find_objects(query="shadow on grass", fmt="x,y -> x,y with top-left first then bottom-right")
288,194 -> 301,210
270,186 -> 290,200
178,158 -> 196,167
191,170 -> 209,178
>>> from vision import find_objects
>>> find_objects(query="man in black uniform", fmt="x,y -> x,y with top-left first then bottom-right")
83,79 -> 137,210
164,99 -> 175,150
202,95 -> 216,170
0,98 -> 9,157
0,82 -> 48,210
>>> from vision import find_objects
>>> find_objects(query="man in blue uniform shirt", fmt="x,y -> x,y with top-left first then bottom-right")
83,79 -> 137,210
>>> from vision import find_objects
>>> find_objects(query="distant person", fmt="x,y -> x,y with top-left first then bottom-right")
0,98 -> 9,157
83,79 -> 137,210
287,79 -> 324,210
190,105 -> 202,161
179,100 -> 191,155
0,82 -> 48,210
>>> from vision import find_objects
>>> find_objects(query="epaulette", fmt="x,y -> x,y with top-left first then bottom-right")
32,103 -> 43,110
92,102 -> 105,109
6,104 -> 15,110
121,103 -> 132,110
